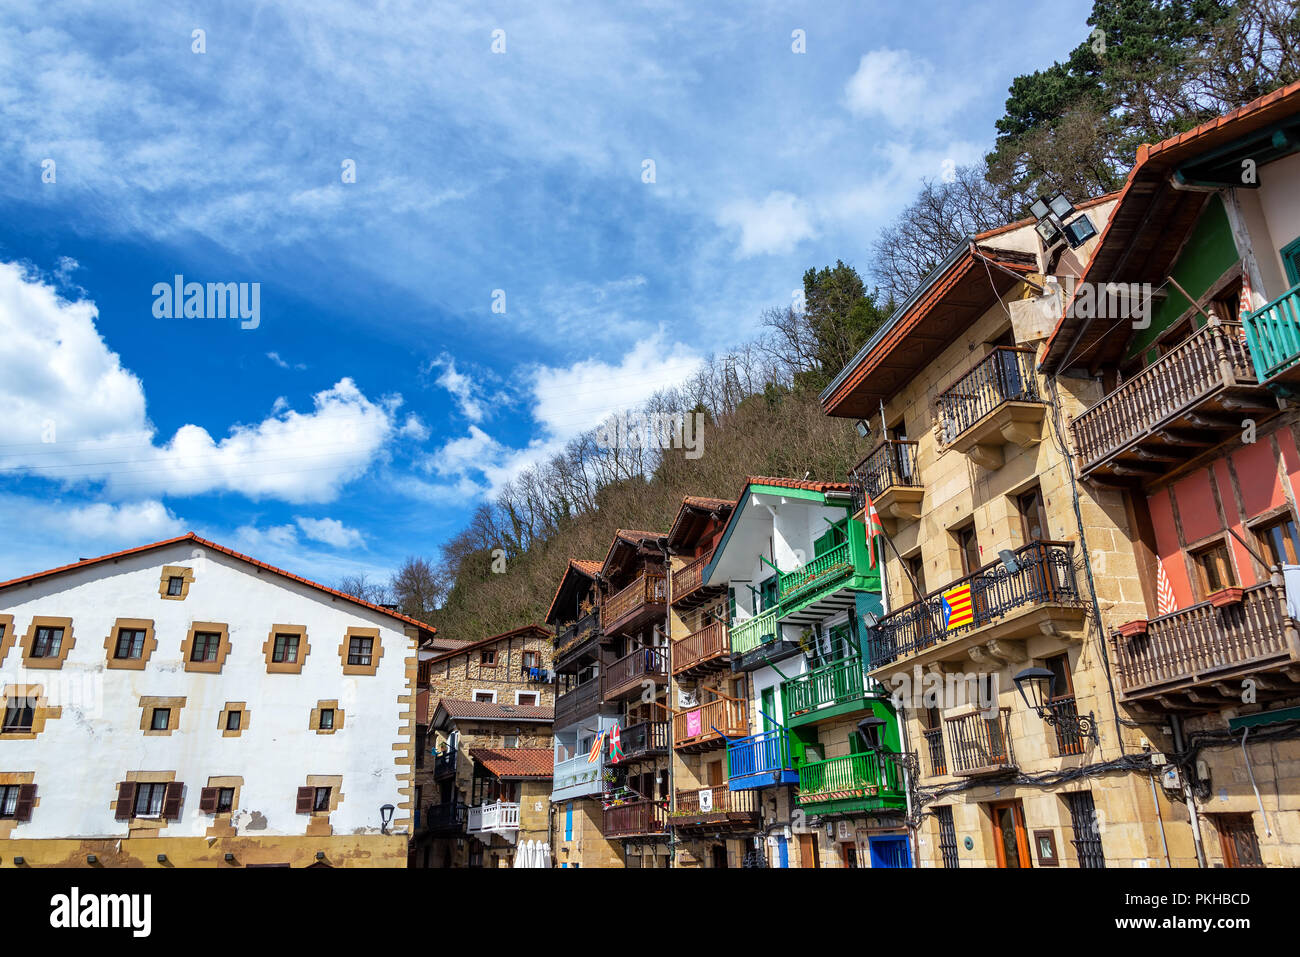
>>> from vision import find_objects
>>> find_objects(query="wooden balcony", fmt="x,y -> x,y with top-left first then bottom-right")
467,801 -> 520,842
1070,322 -> 1269,483
1242,281 -> 1300,386
554,677 -> 602,730
671,620 -> 730,678
673,697 -> 748,753
946,708 -> 1016,776
424,801 -> 468,835
671,551 -> 721,609
1109,580 -> 1300,708
619,720 -> 669,761
433,749 -> 458,779
852,439 -> 923,522
554,609 -> 603,671
672,785 -> 760,833
867,540 -> 1085,673
601,571 -> 667,637
795,752 -> 905,815
937,346 -> 1045,470
726,729 -> 799,789
602,800 -> 668,839
602,645 -> 668,701
780,655 -> 869,728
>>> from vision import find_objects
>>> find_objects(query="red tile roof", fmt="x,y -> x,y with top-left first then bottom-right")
745,475 -> 854,493
469,747 -> 554,779
426,624 -> 551,664
601,528 -> 668,577
433,698 -> 554,722
0,532 -> 435,634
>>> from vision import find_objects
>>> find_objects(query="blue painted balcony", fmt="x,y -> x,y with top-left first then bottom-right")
727,728 -> 799,789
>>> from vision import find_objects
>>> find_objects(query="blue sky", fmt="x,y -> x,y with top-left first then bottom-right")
0,0 -> 1093,586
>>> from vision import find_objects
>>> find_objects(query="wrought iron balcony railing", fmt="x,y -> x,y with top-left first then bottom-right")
946,708 -> 1016,775
937,346 -> 1040,441
867,540 -> 1080,668
424,801 -> 468,833
852,439 -> 922,504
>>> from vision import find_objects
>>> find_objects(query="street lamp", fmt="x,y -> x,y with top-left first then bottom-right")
380,803 -> 395,833
857,715 -> 888,751
1013,667 -> 1099,745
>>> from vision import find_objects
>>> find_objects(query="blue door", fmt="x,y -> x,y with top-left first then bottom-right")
869,835 -> 911,868
777,835 -> 789,868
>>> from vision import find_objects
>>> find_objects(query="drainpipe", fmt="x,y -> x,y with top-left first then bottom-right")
895,703 -> 922,868
1240,728 -> 1274,838
1171,715 -> 1207,868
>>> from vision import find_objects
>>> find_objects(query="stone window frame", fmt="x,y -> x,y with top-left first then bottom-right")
0,684 -> 61,740
218,701 -> 250,737
103,617 -> 158,670
339,626 -> 383,676
159,565 -> 195,601
181,621 -> 232,674
20,616 -> 76,670
263,624 -> 310,674
111,771 -> 181,833
0,772 -> 38,838
515,690 -> 540,706
0,615 -> 14,663
298,774 -> 344,836
200,774 -> 244,837
139,695 -> 186,736
309,699 -> 345,735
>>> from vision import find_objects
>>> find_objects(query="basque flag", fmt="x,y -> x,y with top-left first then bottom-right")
865,496 -> 884,568
941,584 -> 974,630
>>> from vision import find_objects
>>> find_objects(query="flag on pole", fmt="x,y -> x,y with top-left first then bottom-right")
1238,271 -> 1254,351
609,723 -> 624,764
1156,561 -> 1177,616
587,732 -> 605,764
865,496 -> 884,568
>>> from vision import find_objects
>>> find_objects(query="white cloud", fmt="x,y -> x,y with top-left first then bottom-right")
266,351 -> 306,371
844,49 -> 964,128
397,413 -> 430,442
429,353 -> 486,423
717,191 -> 816,258
0,261 -> 396,504
295,516 -> 365,549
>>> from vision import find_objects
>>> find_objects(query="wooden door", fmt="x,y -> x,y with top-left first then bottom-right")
707,760 -> 724,788
797,833 -> 820,869
991,801 -> 1032,868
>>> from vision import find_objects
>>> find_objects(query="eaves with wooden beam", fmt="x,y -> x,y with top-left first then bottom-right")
1040,79 -> 1300,377
820,240 -> 1038,419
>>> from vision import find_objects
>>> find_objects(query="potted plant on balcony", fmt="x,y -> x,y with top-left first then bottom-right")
1116,619 -> 1148,639
1208,587 -> 1244,608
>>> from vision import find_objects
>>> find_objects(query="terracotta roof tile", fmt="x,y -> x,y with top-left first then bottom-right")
0,532 -> 435,635
469,747 -> 554,779
745,475 -> 854,493
434,698 -> 554,722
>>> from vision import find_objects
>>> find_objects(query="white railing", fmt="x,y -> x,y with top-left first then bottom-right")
551,751 -> 605,801
468,801 -> 520,833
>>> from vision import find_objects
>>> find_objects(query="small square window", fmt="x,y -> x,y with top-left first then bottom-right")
226,710 -> 242,731
517,692 -> 540,706
216,787 -> 235,812
474,692 -> 495,703
320,708 -> 335,730
0,785 -> 20,818
272,633 -> 299,663
347,636 -> 373,666
2,703 -> 34,733
133,782 -> 166,817
115,628 -> 147,659
504,734 -> 519,748
31,626 -> 63,658
481,650 -> 497,666
313,786 -> 332,812
191,632 -> 221,662
150,708 -> 170,731
522,651 -> 539,669
166,576 -> 184,596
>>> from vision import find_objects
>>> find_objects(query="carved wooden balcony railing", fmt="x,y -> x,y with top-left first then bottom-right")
554,676 -> 602,729
1109,581 -> 1299,704
672,696 -> 747,752
672,785 -> 760,833
602,800 -> 668,838
671,620 -> 730,677
672,551 -> 717,607
1070,321 -> 1264,482
602,645 -> 668,700
554,609 -> 602,670
619,720 -> 669,761
945,708 -> 1016,776
601,571 -> 667,636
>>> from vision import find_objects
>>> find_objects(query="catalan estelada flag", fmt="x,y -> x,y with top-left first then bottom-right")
941,584 -> 974,630
587,732 -> 605,764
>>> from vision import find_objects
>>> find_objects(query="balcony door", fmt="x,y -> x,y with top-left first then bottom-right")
991,800 -> 1032,868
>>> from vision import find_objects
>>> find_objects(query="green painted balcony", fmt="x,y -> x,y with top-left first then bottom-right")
1244,281 -> 1300,389
778,540 -> 854,605
730,607 -> 780,657
780,655 -> 869,728
795,751 -> 905,815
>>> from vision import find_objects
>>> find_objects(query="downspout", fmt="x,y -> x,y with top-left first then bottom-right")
1172,715 -> 1208,868
1240,728 -> 1274,838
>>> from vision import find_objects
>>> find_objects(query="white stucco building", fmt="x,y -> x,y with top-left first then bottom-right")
0,533 -> 429,867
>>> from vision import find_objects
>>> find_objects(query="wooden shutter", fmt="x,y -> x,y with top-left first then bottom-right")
115,782 -> 136,820
296,786 -> 315,813
14,784 -> 36,822
161,781 -> 184,820
198,787 -> 219,813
